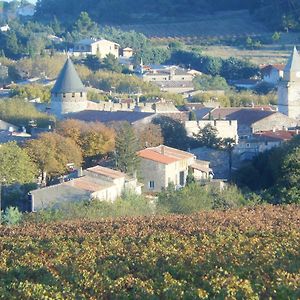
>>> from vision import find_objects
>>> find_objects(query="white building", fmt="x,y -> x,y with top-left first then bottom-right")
261,64 -> 284,85
29,166 -> 142,211
185,119 -> 238,143
72,38 -> 120,58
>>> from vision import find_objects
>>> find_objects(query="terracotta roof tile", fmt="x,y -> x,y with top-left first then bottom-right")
87,166 -> 126,179
138,145 -> 194,164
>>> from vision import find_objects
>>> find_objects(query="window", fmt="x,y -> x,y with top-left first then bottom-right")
63,93 -> 66,98
72,93 -> 75,98
149,181 -> 155,189
80,92 -> 83,97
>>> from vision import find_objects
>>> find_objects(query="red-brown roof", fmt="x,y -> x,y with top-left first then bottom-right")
138,145 -> 194,165
87,166 -> 126,179
253,130 -> 299,141
64,177 -> 108,192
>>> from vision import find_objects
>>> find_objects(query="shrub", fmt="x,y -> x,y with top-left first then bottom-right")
2,207 -> 22,225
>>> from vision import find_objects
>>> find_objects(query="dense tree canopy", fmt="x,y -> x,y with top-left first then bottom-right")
0,142 -> 37,185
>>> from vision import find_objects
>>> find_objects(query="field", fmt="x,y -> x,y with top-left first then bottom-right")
119,9 -> 300,65
119,10 -> 269,39
0,205 -> 299,299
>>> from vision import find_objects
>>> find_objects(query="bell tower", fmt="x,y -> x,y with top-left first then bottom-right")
278,46 -> 300,120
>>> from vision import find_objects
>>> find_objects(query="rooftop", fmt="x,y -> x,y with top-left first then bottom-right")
67,110 -> 155,124
138,145 -> 194,165
87,166 -> 126,179
51,58 -> 86,94
253,130 -> 299,142
64,177 -> 110,192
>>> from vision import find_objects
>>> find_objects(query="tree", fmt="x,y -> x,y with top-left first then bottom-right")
189,111 -> 197,121
0,142 -> 37,185
152,116 -> 189,150
135,123 -> 164,149
194,124 -> 221,148
114,123 -> 139,175
102,54 -> 122,72
56,120 -> 115,163
25,133 -> 82,183
73,12 -> 98,36
84,55 -> 101,72
271,31 -> 281,42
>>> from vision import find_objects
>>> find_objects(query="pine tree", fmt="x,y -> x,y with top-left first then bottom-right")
115,123 -> 139,175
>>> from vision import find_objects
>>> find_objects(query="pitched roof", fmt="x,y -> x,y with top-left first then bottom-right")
284,46 -> 300,73
253,130 -> 299,142
64,177 -> 110,192
203,108 -> 276,126
51,58 -> 86,93
87,166 -> 126,179
138,145 -> 194,165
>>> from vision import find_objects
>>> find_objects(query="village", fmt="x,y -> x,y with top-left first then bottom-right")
0,34 -> 299,211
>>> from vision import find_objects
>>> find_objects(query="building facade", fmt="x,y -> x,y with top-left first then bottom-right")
72,38 -> 120,58
138,145 -> 212,192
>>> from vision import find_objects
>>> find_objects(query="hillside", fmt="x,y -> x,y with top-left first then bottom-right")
35,0 -> 300,32
0,205 -> 299,298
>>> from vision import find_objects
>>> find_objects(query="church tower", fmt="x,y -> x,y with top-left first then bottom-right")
278,46 -> 300,120
51,58 -> 87,117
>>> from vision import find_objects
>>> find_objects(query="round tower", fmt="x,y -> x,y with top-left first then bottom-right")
51,58 -> 87,117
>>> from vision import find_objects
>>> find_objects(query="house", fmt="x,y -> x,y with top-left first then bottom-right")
234,129 -> 299,160
261,64 -> 284,84
72,38 -> 120,58
185,119 -> 238,143
0,24 -> 9,32
29,166 -> 142,211
122,47 -> 133,58
138,145 -> 212,192
138,64 -> 197,94
199,107 -> 299,139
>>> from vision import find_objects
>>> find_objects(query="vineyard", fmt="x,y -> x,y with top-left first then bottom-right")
0,205 -> 299,299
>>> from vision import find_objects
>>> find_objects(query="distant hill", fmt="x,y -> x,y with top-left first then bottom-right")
35,0 -> 300,32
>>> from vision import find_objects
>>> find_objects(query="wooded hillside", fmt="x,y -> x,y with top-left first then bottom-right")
35,0 -> 300,31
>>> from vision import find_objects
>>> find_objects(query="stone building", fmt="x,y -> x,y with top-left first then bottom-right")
278,46 -> 300,120
72,38 -> 120,58
138,145 -> 212,192
29,166 -> 142,211
51,58 -> 88,117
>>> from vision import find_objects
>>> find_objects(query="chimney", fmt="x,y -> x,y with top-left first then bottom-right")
272,127 -> 276,132
161,145 -> 165,155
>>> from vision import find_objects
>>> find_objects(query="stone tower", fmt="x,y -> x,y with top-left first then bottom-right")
278,46 -> 300,120
51,58 -> 87,117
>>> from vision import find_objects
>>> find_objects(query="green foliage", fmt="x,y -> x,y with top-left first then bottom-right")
10,84 -> 51,103
2,206 -> 22,226
271,31 -> 281,42
0,98 -> 54,127
194,124 -> 221,148
102,53 -> 122,73
152,116 -> 189,150
157,183 -> 246,214
193,74 -> 229,91
234,136 -> 300,204
115,122 -> 139,175
0,142 -> 37,185
25,133 -> 83,181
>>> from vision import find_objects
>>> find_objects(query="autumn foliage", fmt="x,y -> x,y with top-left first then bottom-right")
0,205 -> 299,299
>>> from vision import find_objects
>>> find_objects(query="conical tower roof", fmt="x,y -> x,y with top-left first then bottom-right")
284,46 -> 300,73
52,58 -> 86,93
